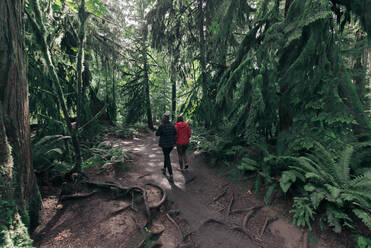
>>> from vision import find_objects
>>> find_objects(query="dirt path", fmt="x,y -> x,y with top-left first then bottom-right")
32,132 -> 345,248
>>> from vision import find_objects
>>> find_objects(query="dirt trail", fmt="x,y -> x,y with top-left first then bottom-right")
32,132 -> 345,248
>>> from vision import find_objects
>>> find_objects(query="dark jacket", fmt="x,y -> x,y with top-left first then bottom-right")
156,122 -> 177,148
175,121 -> 191,145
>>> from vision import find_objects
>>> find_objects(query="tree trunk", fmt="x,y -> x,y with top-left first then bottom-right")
171,74 -> 176,122
368,49 -> 371,109
140,0 -> 154,129
143,42 -> 154,129
111,61 -> 117,122
0,0 -> 41,245
170,48 -> 177,122
278,0 -> 294,132
77,0 -> 87,131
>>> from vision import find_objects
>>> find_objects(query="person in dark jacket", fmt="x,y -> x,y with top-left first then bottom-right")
156,112 -> 177,182
175,115 -> 191,171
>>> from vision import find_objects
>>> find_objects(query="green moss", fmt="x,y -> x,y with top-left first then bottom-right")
0,201 -> 34,248
28,188 -> 42,231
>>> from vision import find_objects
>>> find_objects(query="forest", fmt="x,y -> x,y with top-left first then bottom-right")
1,0 -> 371,247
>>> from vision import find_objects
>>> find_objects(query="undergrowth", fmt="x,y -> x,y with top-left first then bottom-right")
193,127 -> 371,237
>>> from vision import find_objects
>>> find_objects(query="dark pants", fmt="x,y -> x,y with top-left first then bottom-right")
162,147 -> 173,175
177,144 -> 188,169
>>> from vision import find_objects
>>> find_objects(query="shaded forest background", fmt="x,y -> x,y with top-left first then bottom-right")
1,0 -> 371,247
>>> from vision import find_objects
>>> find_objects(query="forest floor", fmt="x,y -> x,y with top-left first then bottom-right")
31,130 -> 350,248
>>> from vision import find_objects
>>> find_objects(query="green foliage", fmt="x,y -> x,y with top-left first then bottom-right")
290,197 -> 315,230
287,143 -> 371,232
354,235 -> 371,248
113,127 -> 139,139
0,201 -> 33,248
32,135 -> 72,174
237,149 -> 298,205
82,141 -> 132,171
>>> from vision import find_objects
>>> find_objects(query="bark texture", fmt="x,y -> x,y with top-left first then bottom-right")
0,0 -> 41,245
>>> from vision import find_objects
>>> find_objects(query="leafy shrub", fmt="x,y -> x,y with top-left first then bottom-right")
82,141 -> 132,171
283,143 -> 371,232
32,135 -> 72,174
354,235 -> 371,248
237,151 -> 297,205
113,127 -> 139,139
290,197 -> 315,230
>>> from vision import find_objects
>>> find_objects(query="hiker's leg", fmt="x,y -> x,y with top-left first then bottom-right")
183,144 -> 189,168
177,145 -> 184,169
161,148 -> 167,175
164,147 -> 173,176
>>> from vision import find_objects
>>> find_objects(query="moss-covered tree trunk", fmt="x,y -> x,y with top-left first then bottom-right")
0,0 -> 41,246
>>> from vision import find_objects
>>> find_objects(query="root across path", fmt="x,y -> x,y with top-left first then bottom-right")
32,132 -> 348,248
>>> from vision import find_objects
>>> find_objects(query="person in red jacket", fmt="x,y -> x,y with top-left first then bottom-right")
175,115 -> 191,171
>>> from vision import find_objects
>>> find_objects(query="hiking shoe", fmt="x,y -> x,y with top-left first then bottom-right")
177,168 -> 184,172
161,168 -> 166,175
168,175 -> 174,183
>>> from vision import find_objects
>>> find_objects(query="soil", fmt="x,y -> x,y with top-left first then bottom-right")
32,131 -> 351,248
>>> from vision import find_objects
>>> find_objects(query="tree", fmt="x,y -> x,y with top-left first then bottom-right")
0,0 -> 41,246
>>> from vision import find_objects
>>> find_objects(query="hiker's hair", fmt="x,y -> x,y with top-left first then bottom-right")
176,115 -> 183,123
162,114 -> 170,124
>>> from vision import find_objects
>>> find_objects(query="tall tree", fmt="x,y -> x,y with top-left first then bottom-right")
0,0 -> 41,245
77,0 -> 88,131
139,0 -> 154,129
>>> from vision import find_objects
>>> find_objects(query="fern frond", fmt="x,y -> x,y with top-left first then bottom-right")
341,193 -> 371,210
352,209 -> 371,230
336,145 -> 353,186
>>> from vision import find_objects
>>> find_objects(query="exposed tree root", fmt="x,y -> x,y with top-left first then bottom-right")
110,204 -> 131,217
146,183 -> 167,208
85,180 -> 167,225
136,239 -> 146,248
182,231 -> 195,242
166,213 -> 183,239
258,216 -> 277,239
231,226 -> 253,240
242,212 -> 253,234
137,173 -> 151,179
202,218 -> 227,226
60,190 -> 97,201
231,205 -> 263,215
226,192 -> 234,216
211,187 -> 228,203
230,207 -> 261,240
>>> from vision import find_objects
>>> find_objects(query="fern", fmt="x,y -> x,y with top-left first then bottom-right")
336,145 -> 353,186
352,209 -> 371,230
290,197 -> 315,230
290,143 -> 371,232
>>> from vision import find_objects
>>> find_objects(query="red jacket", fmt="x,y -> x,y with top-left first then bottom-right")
175,121 -> 191,145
